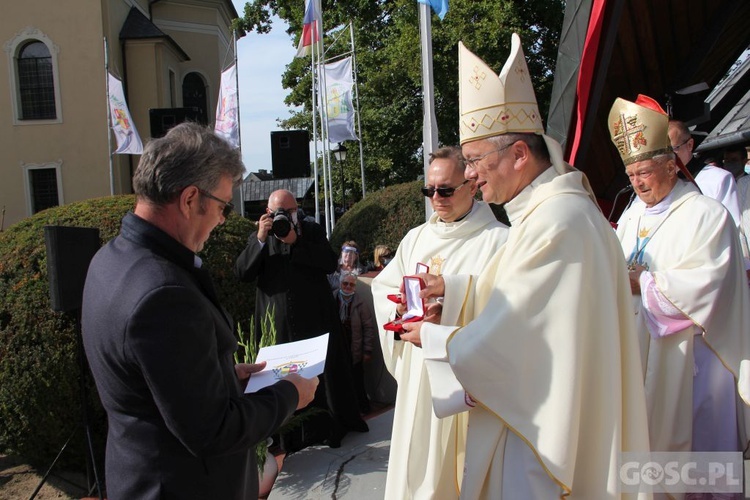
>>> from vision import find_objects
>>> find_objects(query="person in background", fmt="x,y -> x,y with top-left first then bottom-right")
329,240 -> 365,290
722,144 -> 747,180
333,271 -> 376,414
613,95 -> 750,464
81,123 -> 317,500
370,244 -> 393,273
726,145 -> 750,278
669,119 -> 742,227
234,189 -> 368,450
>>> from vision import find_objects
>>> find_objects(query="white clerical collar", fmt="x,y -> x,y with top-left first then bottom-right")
643,191 -> 674,216
505,166 -> 556,224
194,255 -> 203,268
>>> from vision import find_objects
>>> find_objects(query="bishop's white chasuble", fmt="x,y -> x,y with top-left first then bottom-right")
423,168 -> 652,499
616,180 -> 750,458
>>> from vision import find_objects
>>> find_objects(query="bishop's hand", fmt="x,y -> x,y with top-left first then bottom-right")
628,263 -> 647,295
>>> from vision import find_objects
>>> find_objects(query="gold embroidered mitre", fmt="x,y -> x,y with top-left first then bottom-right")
608,95 -> 673,166
459,34 -> 543,145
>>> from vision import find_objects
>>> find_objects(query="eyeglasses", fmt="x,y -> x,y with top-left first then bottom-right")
421,179 -> 471,198
341,281 -> 356,288
464,142 -> 513,168
671,137 -> 691,152
197,188 -> 234,218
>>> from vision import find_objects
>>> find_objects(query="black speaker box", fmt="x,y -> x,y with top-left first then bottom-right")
271,130 -> 311,178
44,226 -> 101,312
149,107 -> 203,138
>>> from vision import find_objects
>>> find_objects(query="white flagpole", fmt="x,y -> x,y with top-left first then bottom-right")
314,50 -> 331,237
349,22 -> 366,198
318,41 -> 336,230
233,31 -> 246,218
312,27 -> 332,237
311,54 -> 321,227
319,58 -> 336,229
104,37 -> 114,196
419,3 -> 438,221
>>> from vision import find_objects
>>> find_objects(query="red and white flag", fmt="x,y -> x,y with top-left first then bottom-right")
295,0 -> 322,58
214,64 -> 240,148
108,73 -> 143,155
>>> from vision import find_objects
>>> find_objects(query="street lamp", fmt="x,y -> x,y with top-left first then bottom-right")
332,142 -> 348,163
332,142 -> 348,210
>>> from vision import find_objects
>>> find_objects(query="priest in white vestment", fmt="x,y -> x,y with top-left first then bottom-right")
610,96 -> 750,466
372,146 -> 508,499
400,35 -> 652,499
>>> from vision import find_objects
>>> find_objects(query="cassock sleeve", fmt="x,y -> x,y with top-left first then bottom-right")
234,232 -> 265,282
290,222 -> 338,274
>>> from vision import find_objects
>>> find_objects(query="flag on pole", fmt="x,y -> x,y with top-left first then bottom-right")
107,73 -> 143,155
296,0 -> 322,58
324,57 -> 358,143
215,64 -> 240,148
417,0 -> 449,20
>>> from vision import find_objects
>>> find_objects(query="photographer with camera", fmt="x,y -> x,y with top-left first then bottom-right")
234,189 -> 368,451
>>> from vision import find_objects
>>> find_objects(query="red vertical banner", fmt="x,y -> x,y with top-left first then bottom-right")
567,0 -> 607,164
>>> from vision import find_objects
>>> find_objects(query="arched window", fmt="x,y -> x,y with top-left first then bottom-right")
182,72 -> 208,125
4,28 -> 62,124
17,40 -> 56,120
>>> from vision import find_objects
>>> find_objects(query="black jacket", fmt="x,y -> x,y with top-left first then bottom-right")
234,218 -> 340,344
234,219 -> 367,434
82,212 -> 298,500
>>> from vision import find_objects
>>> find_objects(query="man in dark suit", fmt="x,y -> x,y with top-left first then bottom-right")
234,189 -> 368,450
81,123 -> 317,500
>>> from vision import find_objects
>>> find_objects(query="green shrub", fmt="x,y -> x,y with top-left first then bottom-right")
331,180 -> 508,262
331,180 -> 425,262
0,195 -> 256,469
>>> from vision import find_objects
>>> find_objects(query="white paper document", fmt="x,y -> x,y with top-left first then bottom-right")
244,333 -> 328,393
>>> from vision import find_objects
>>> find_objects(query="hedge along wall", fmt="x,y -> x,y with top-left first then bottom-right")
0,195 -> 256,468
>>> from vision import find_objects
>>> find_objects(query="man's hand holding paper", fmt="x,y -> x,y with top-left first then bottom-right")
244,333 -> 328,395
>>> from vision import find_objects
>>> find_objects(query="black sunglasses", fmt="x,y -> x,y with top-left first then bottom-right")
197,188 -> 234,218
421,179 -> 470,198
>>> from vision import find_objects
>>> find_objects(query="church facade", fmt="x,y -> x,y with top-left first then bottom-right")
0,0 -> 238,229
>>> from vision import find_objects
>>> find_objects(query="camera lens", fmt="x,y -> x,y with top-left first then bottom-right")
271,211 -> 291,237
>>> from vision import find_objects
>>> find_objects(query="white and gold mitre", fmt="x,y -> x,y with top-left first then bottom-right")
608,95 -> 673,166
459,34 -> 543,145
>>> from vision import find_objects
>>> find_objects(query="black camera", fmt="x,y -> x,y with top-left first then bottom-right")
271,208 -> 293,238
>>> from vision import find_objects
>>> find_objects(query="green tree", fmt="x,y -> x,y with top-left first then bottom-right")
236,0 -> 564,203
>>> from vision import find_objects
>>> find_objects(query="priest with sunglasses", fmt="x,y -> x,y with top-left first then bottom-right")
372,146 -> 508,499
